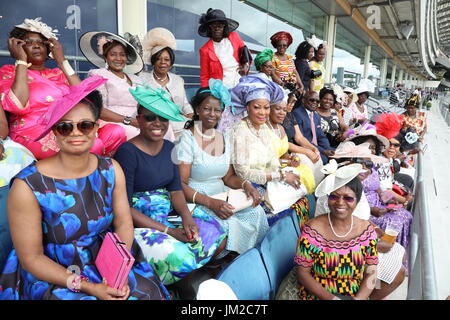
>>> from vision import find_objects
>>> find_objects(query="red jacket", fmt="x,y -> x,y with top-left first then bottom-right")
199,32 -> 245,87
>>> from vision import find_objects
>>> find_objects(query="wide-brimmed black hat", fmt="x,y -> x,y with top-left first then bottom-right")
198,8 -> 239,37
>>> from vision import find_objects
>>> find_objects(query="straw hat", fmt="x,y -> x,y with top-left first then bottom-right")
315,160 -> 362,197
141,27 -> 177,65
79,31 -> 144,74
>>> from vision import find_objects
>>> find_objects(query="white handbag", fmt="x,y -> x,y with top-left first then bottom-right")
210,188 -> 253,213
264,168 -> 307,214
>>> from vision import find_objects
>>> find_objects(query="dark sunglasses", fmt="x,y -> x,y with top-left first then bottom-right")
139,113 -> 169,123
353,158 -> 374,169
328,194 -> 356,203
308,98 -> 320,103
54,121 -> 97,136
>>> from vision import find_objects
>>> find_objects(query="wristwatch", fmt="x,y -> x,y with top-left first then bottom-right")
123,116 -> 132,125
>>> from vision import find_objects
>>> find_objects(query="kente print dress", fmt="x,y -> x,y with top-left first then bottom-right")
295,224 -> 378,300
0,157 -> 169,300
114,141 -> 226,286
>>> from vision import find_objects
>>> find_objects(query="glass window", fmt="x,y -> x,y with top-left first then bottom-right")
0,0 -> 118,73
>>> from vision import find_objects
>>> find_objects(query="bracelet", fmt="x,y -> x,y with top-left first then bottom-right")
241,180 -> 248,189
271,171 -> 281,182
15,60 -> 31,68
61,60 -> 75,76
163,226 -> 169,234
279,169 -> 286,181
68,274 -> 88,293
192,191 -> 198,204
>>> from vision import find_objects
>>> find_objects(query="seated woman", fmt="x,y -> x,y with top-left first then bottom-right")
113,84 -> 226,286
82,31 -> 144,140
0,19 -> 125,159
0,106 -> 35,187
267,99 -> 316,195
270,31 -> 303,94
349,80 -> 373,125
296,163 -> 378,300
176,79 -> 269,256
229,76 -> 306,226
254,49 -> 275,81
316,87 -> 348,148
401,98 -> 427,142
0,76 -> 169,300
140,27 -> 194,140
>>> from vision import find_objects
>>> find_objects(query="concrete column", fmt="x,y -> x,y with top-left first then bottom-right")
390,63 -> 397,87
118,0 -> 147,39
363,45 -> 372,79
398,69 -> 404,85
380,58 -> 388,87
324,15 -> 337,84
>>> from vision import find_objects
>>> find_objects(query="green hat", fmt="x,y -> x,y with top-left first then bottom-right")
254,49 -> 274,71
129,86 -> 185,122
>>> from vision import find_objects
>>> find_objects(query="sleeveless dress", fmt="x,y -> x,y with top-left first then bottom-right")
0,157 -> 169,300
175,130 -> 269,254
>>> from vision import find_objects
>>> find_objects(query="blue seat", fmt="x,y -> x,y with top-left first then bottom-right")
0,186 -> 12,271
258,215 -> 298,299
216,248 -> 271,300
291,210 -> 301,237
306,194 -> 316,219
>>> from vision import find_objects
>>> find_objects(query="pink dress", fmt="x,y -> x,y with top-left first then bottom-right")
0,65 -> 126,159
349,102 -> 368,121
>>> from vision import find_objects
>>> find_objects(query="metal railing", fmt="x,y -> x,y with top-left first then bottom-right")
407,143 -> 438,300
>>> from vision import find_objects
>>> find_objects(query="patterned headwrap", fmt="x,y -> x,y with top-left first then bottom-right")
254,49 -> 274,71
229,74 -> 285,115
270,31 -> 293,48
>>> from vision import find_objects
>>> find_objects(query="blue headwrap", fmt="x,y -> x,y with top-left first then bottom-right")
199,78 -> 232,110
229,74 -> 285,115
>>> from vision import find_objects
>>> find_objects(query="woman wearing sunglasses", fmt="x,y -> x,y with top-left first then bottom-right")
113,85 -> 226,288
295,161 -> 378,300
0,76 -> 169,300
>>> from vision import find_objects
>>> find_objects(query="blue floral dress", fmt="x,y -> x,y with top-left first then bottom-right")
0,157 -> 169,300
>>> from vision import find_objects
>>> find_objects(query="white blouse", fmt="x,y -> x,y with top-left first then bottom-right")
213,38 -> 241,89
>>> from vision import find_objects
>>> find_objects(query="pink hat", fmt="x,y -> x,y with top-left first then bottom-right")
34,75 -> 107,141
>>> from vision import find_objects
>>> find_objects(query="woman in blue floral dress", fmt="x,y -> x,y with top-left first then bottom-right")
114,85 -> 226,286
0,76 -> 169,300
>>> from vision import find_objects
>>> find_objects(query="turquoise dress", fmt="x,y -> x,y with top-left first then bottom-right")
175,130 -> 269,254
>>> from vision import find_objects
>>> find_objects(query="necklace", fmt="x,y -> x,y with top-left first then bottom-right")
267,121 -> 282,138
245,118 -> 263,138
153,71 -> 168,82
328,212 -> 353,238
194,123 -> 215,139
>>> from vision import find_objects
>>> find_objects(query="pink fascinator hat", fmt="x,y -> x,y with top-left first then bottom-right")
34,75 -> 107,141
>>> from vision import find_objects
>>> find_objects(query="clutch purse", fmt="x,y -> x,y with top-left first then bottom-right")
211,188 -> 253,213
95,232 -> 135,291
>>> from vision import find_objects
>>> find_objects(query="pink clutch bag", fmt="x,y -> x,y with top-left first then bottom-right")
95,232 -> 135,291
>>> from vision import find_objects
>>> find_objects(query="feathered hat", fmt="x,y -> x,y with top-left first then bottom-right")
374,113 -> 403,139
142,27 -> 177,65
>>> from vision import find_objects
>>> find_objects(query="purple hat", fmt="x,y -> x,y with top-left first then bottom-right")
34,75 -> 107,141
229,73 -> 285,115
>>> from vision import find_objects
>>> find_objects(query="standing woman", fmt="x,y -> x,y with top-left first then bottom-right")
176,79 -> 269,256
81,31 -> 144,140
270,32 -> 303,94
294,41 -> 315,95
349,80 -> 374,125
140,27 -> 194,141
114,85 -> 226,286
254,49 -> 275,81
401,98 -> 427,141
0,76 -> 169,300
309,42 -> 326,93
198,8 -> 247,89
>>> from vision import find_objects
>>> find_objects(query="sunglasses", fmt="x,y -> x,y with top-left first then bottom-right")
139,113 -> 169,123
308,98 -> 320,103
54,121 -> 97,136
328,194 -> 356,203
24,38 -> 46,47
353,158 -> 374,169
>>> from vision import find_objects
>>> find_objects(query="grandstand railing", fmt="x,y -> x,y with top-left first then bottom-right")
407,147 -> 438,299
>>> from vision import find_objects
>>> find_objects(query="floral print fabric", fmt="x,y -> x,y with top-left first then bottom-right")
0,157 -> 169,300
132,189 -> 226,285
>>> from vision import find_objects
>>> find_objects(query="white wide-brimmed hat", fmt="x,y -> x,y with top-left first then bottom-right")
355,78 -> 375,95
141,27 -> 177,65
331,141 -> 389,164
15,17 -> 58,40
79,31 -> 144,74
315,160 -> 363,197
